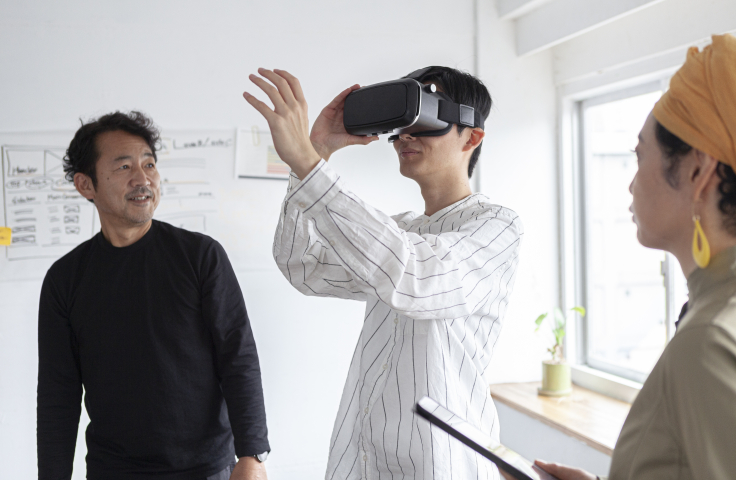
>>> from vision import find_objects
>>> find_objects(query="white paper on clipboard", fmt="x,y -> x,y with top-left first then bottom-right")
236,126 -> 290,180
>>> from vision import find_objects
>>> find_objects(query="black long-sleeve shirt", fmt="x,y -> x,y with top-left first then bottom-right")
37,220 -> 269,480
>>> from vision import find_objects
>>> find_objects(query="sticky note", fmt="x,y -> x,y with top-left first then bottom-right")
0,227 -> 11,246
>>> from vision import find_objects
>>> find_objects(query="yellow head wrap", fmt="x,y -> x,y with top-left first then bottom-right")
652,34 -> 736,170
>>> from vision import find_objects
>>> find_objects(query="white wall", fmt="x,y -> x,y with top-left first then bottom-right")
478,0 -> 559,385
0,1 -> 563,479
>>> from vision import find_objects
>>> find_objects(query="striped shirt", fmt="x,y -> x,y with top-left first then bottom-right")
273,160 -> 523,480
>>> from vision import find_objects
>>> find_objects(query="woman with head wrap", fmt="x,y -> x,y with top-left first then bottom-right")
508,34 -> 736,480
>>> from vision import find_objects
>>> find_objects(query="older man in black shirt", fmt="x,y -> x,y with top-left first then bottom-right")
37,112 -> 269,480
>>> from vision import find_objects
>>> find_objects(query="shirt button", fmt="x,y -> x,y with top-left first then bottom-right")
363,455 -> 367,461
298,201 -> 306,209
394,316 -> 399,324
364,407 -> 369,414
382,364 -> 388,370
329,240 -> 335,246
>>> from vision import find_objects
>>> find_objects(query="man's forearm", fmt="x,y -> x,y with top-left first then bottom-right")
37,404 -> 82,480
221,364 -> 270,458
201,241 -> 270,458
38,274 -> 83,480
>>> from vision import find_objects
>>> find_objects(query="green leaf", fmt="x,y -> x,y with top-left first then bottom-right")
571,306 -> 586,317
534,313 -> 548,332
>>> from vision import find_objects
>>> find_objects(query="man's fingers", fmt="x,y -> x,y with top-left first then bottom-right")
330,85 -> 360,106
354,135 -> 379,146
341,135 -> 379,148
326,84 -> 360,110
274,69 -> 306,103
243,92 -> 276,122
258,68 -> 297,106
249,74 -> 287,112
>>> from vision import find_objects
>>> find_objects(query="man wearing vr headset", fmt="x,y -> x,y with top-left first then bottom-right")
244,66 -> 522,480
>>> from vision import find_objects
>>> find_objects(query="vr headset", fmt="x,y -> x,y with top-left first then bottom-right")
342,67 -> 484,143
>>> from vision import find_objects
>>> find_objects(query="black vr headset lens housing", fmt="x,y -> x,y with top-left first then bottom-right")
343,72 -> 484,142
342,79 -> 422,136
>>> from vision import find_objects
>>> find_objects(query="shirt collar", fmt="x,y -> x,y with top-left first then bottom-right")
420,193 -> 483,223
687,244 -> 736,302
96,219 -> 158,253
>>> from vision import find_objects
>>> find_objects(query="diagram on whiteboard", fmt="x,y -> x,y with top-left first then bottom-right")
2,145 -> 97,261
0,130 -> 235,281
236,127 -> 290,179
154,132 -> 227,232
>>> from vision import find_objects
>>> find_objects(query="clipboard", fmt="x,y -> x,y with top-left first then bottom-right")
415,396 -> 560,480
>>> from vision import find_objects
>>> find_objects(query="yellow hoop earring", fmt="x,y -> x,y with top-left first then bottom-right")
692,215 -> 711,268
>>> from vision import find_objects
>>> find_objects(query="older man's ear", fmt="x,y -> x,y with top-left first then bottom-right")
74,172 -> 96,201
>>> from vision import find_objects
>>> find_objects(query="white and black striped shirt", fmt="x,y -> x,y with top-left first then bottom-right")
274,160 -> 523,480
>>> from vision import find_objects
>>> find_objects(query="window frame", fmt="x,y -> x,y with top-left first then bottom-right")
558,74 -> 677,400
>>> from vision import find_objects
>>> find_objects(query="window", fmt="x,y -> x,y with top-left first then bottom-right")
576,83 -> 688,384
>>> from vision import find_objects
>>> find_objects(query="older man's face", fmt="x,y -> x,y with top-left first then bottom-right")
87,130 -> 161,228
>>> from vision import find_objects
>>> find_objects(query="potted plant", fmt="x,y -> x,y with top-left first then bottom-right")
534,306 -> 586,396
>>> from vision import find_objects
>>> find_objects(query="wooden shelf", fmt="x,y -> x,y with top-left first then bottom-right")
490,382 -> 631,455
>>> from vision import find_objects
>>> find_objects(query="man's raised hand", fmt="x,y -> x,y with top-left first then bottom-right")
310,85 -> 378,161
243,68 -> 321,179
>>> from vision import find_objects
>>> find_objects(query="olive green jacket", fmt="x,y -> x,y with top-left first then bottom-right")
608,246 -> 736,479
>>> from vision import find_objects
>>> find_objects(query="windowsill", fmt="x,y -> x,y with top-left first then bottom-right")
489,382 -> 632,456
571,364 -> 643,404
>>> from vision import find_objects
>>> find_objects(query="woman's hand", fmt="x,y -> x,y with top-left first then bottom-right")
533,459 -> 597,480
309,85 -> 378,161
243,68 -> 321,179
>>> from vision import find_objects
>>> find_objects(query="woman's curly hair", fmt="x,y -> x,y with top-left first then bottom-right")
656,120 -> 736,235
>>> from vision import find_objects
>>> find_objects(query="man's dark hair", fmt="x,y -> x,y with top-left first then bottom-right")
656,120 -> 736,235
64,111 -> 160,188
411,66 -> 492,178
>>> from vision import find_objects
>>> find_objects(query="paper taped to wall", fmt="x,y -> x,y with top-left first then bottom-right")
154,131 -> 226,231
1,143 -> 98,262
236,126 -> 290,180
0,130 -> 235,282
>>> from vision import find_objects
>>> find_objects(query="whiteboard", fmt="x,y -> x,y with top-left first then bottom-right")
2,144 -> 97,258
0,129 -> 288,282
1,132 -> 88,281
